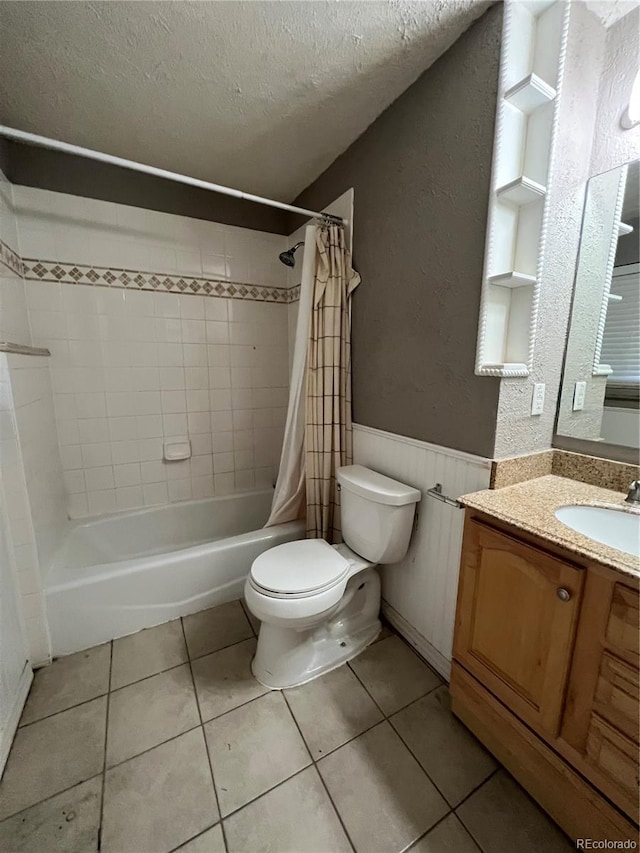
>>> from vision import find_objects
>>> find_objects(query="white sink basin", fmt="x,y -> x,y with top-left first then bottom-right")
555,505 -> 640,557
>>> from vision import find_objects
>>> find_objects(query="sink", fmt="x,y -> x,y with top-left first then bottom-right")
555,505 -> 640,557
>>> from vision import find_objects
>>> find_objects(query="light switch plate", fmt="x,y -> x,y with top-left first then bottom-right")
573,381 -> 586,411
531,383 -> 545,416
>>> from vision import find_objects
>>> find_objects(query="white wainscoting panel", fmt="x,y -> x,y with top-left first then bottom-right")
352,424 -> 491,679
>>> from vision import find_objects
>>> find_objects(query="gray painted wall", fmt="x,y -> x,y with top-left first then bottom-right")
3,140 -> 289,235
292,5 -> 502,457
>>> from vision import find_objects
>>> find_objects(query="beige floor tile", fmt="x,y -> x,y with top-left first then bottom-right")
391,686 -> 497,806
20,643 -> 111,725
205,691 -> 311,816
106,664 -> 200,766
110,619 -> 187,689
318,721 -> 448,853
224,766 -> 351,853
0,776 -> 102,853
0,697 -> 107,821
101,728 -> 218,853
192,638 -> 267,721
284,664 -> 383,758
456,770 -> 574,853
175,824 -> 226,853
349,635 -> 441,714
183,600 -> 253,660
409,814 -> 481,853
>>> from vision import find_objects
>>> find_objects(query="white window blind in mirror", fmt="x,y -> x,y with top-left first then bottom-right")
600,264 -> 640,388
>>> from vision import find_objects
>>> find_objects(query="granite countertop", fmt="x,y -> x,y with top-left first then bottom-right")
460,474 -> 640,579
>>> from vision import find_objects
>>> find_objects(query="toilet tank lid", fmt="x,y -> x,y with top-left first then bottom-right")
337,465 -> 421,506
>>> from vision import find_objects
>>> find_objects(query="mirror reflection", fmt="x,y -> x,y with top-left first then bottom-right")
556,160 -> 639,451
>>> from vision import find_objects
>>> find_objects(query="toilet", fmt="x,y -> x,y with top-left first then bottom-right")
244,464 -> 421,689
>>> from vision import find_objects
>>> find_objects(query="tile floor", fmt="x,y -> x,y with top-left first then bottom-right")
0,600 -> 574,853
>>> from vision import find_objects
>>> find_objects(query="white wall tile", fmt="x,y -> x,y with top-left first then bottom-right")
11,184 -> 290,518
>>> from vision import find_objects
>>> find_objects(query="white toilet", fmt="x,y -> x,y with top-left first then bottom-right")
244,465 -> 421,689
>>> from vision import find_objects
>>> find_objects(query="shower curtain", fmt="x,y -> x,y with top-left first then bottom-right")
265,223 -> 360,543
264,225 -> 317,527
305,225 -> 361,542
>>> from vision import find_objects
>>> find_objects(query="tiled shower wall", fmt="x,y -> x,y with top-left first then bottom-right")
13,186 -> 292,518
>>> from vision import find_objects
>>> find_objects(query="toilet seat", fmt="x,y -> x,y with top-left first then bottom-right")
249,539 -> 350,598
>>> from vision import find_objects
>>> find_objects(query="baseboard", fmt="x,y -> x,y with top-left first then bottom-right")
0,662 -> 32,778
381,599 -> 451,681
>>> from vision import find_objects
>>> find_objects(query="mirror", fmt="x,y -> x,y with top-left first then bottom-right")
555,160 -> 639,458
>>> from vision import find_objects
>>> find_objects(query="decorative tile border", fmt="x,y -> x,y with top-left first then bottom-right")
22,258 -> 299,304
0,239 -> 26,277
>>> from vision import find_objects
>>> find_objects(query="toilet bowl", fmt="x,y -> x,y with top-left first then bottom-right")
244,465 -> 421,689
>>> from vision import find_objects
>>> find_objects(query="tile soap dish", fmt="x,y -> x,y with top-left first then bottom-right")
163,440 -> 191,462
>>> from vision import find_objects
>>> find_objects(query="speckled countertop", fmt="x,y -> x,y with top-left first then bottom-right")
461,475 -> 640,579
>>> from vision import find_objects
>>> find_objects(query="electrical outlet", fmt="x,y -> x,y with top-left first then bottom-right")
531,383 -> 545,416
573,381 -> 586,411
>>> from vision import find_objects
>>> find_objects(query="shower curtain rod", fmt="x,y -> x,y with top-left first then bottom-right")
0,126 -> 344,225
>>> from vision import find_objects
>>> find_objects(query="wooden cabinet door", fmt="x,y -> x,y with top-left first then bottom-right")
454,519 -> 584,738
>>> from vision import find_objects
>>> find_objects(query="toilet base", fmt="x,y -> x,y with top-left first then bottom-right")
250,568 -> 381,689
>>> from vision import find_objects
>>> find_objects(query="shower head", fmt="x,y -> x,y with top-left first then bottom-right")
279,242 -> 304,267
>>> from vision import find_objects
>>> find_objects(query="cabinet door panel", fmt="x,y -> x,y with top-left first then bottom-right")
454,519 -> 584,737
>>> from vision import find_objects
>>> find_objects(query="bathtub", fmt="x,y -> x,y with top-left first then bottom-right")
45,490 -> 305,656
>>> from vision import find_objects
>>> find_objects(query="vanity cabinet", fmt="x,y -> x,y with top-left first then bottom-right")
451,510 -> 639,843
454,519 -> 584,737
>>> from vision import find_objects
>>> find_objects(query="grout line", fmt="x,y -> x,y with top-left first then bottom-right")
188,633 -> 256,666
453,767 -> 500,813
198,685 -> 270,727
381,681 -> 443,719
451,768 -> 501,853
305,717 -> 384,763
221,764 -> 311,822
98,641 -> 112,851
103,724 -> 203,773
108,659 -> 190,695
166,821 -> 223,853
180,616 -> 229,853
404,810 -> 458,853
238,598 -> 258,637
345,650 -> 459,811
17,689 -> 111,730
280,690 -> 357,853
0,771 -> 105,827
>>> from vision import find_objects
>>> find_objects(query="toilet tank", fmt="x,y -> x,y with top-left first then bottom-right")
337,465 -> 421,564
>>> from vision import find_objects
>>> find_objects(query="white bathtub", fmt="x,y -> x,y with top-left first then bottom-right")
45,490 -> 304,656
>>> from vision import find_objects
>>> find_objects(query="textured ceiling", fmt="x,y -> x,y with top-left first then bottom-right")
0,1 -> 490,202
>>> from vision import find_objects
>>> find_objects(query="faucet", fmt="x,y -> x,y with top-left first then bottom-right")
625,480 -> 640,505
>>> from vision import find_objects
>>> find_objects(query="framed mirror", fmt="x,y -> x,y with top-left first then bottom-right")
555,159 -> 639,462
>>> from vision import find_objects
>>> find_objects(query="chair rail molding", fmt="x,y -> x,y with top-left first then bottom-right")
475,0 -> 571,378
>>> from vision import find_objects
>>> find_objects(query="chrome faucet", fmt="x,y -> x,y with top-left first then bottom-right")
625,480 -> 640,505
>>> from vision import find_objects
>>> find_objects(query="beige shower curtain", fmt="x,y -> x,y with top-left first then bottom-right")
305,224 -> 361,542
